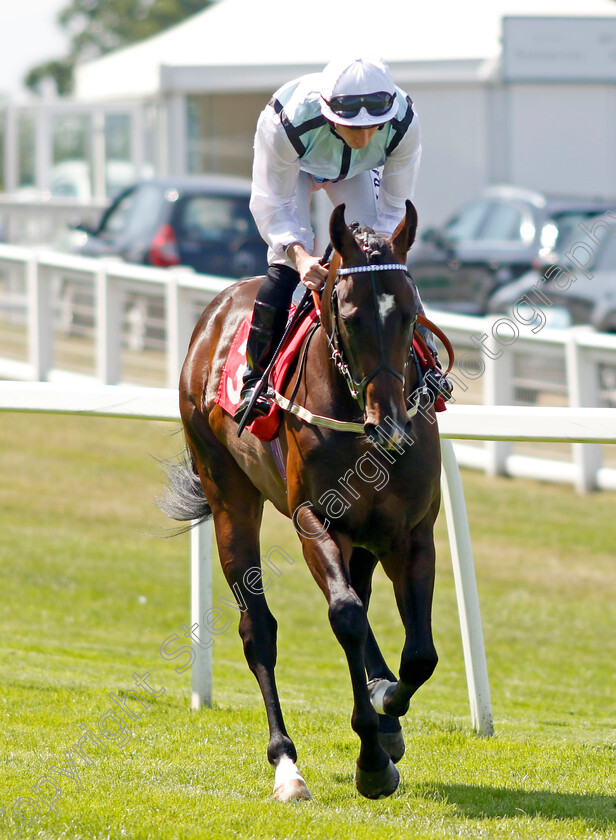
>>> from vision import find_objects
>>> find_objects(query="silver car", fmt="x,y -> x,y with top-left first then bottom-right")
408,184 -> 610,315
487,211 -> 616,333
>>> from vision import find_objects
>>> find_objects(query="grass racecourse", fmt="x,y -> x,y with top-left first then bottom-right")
0,412 -> 615,840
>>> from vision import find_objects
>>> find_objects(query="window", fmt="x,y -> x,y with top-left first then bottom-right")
558,214 -> 616,273
444,199 -> 532,244
477,202 -> 527,242
552,211 -> 609,254
178,195 -> 256,242
101,184 -> 163,238
443,200 -> 490,242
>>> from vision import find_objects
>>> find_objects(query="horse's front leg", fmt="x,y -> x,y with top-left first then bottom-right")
296,509 -> 399,799
348,548 -> 405,764
374,511 -> 439,720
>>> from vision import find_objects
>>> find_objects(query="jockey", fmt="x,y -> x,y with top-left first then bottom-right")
235,55 -> 451,424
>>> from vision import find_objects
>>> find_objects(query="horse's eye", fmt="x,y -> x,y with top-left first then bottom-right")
340,310 -> 360,330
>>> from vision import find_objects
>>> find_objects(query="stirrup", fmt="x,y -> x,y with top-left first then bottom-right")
425,367 -> 453,402
233,382 -> 272,424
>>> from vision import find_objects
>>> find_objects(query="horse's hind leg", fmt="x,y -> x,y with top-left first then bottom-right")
187,430 -> 310,801
349,548 -> 405,764
215,505 -> 311,801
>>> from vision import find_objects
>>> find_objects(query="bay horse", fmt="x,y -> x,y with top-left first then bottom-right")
162,200 -> 442,801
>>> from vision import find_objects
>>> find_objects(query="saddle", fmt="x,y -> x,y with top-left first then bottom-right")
216,305 -> 319,441
215,306 -> 447,443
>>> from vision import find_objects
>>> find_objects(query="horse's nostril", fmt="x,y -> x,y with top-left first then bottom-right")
364,419 -> 412,451
364,422 -> 397,451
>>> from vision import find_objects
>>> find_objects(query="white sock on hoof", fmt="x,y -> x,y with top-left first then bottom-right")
273,757 -> 311,801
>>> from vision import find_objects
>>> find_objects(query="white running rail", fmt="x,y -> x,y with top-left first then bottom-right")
2,243 -> 616,492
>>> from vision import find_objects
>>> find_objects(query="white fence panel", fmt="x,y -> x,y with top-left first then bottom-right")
0,243 -> 233,387
418,311 -> 616,492
0,196 -> 109,249
2,244 -> 616,490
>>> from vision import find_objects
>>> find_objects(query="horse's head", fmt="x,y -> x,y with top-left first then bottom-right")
322,200 -> 421,450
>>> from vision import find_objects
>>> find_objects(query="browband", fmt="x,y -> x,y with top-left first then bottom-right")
337,263 -> 407,275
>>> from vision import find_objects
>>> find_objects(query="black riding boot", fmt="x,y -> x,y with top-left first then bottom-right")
417,306 -> 453,403
233,265 -> 299,424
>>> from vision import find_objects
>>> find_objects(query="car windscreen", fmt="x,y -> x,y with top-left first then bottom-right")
175,195 -> 258,242
443,199 -> 529,243
99,184 -> 165,239
594,236 -> 616,271
557,214 -> 616,274
551,211 -> 609,253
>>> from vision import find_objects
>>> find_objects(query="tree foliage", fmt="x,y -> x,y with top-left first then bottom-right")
25,0 -> 214,96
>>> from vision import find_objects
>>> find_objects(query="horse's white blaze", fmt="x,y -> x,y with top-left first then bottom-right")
378,293 -> 396,322
273,757 -> 311,802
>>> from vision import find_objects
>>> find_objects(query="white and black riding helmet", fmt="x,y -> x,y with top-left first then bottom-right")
319,56 -> 398,128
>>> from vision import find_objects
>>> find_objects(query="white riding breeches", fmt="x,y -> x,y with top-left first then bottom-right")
269,168 -> 381,268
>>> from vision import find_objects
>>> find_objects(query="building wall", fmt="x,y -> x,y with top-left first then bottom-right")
508,82 -> 616,200
186,92 -> 267,178
409,82 -> 491,231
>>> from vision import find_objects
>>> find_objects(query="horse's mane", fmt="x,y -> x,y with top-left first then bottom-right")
348,222 -> 389,261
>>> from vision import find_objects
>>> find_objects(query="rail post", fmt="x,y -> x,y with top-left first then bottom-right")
191,519 -> 213,709
440,437 -> 494,736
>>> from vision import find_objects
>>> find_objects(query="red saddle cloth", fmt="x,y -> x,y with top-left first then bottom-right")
216,306 -> 319,442
215,308 -> 446,442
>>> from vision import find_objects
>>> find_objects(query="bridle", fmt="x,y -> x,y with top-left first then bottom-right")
269,253 -> 452,434
326,262 -> 416,410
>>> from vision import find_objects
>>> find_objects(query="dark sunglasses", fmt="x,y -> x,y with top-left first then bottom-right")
323,91 -> 396,119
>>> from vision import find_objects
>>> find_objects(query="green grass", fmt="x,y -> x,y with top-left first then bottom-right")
0,412 -> 615,840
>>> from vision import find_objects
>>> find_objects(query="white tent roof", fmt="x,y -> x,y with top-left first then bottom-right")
74,0 -> 616,100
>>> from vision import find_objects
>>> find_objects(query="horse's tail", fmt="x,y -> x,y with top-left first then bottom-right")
156,447 -> 212,531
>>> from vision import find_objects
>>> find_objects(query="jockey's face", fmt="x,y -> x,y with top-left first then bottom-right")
334,124 -> 380,149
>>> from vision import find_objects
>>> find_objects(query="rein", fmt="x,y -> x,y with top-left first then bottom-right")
416,313 -> 455,375
271,385 -> 423,433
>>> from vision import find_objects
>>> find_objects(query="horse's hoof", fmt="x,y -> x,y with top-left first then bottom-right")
377,728 -> 406,764
273,757 -> 312,802
273,777 -> 312,802
354,758 -> 400,799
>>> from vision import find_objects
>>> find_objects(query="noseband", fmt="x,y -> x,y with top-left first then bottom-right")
327,263 -> 416,410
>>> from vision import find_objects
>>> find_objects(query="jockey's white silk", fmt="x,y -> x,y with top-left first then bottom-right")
250,73 -> 422,263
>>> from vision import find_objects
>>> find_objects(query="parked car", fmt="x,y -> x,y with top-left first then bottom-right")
60,175 -> 268,346
487,211 -> 616,333
408,184 -> 611,315
67,174 -> 268,279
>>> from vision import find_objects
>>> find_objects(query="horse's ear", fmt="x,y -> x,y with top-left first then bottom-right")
330,204 -> 362,262
391,200 -> 418,261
